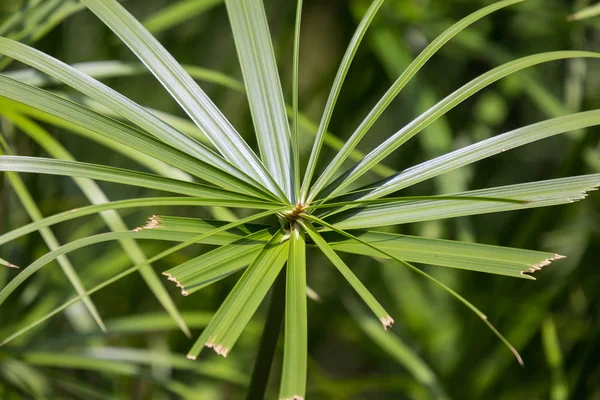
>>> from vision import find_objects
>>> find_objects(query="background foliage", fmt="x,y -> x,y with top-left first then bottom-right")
0,0 -> 599,399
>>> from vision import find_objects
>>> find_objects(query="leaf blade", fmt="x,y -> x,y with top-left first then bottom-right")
279,223 -> 307,400
79,0 -> 283,198
225,0 -> 294,200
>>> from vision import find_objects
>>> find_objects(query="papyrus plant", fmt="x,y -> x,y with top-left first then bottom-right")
0,0 -> 599,398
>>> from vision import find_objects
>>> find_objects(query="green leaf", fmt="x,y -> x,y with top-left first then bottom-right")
568,3 -> 600,21
0,156 -> 269,200
79,0 -> 283,198
4,60 -> 245,93
23,348 -> 247,386
327,174 -> 600,229
143,0 -> 223,35
320,51 -> 600,200
0,198 -> 274,247
325,230 -> 562,279
0,96 -> 193,183
541,316 -> 569,400
3,112 -> 196,337
346,298 -> 449,400
306,214 -> 524,366
0,77 -> 275,200
279,222 -> 307,400
308,0 -> 524,201
187,229 -> 289,359
0,37 -> 269,194
300,219 -> 393,329
5,60 -> 386,179
291,0 -> 304,199
0,208 -> 285,346
301,0 -> 385,200
163,228 -> 274,296
225,0 -> 294,200
0,257 -> 18,269
353,110 -> 600,201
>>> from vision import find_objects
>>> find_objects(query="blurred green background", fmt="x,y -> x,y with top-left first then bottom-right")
1,0 -> 599,399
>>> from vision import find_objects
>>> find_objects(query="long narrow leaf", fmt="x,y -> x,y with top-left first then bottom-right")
301,0 -> 385,200
0,198 -> 274,247
143,0 -> 223,34
291,0 -> 304,199
326,174 -> 600,229
187,230 -> 289,359
0,37 -> 262,191
225,0 -> 294,200
279,222 -> 307,400
0,77 -> 275,200
163,228 -> 274,296
0,156 -> 267,200
79,0 -> 283,198
356,110 -> 600,201
325,230 -> 563,279
0,208 -> 286,340
308,0 -> 524,201
306,214 -> 524,366
320,51 -> 600,200
300,220 -> 393,329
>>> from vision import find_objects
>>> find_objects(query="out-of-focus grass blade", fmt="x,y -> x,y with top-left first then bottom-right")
22,348 -> 247,386
279,222 -> 307,400
354,110 -> 600,201
0,156 -> 269,200
0,198 -> 274,247
0,207 -> 286,346
324,230 -> 562,279
327,174 -> 600,229
163,229 -> 273,296
0,139 -> 104,332
80,0 -> 283,198
322,51 -> 600,200
301,0 -> 385,200
542,316 -> 568,400
0,0 -> 83,70
0,78 -> 275,200
0,359 -> 49,398
187,229 -> 289,359
225,0 -> 294,200
346,298 -> 449,400
0,38 -> 269,194
143,0 -> 223,35
568,3 -> 600,21
5,60 -> 245,94
300,219 -> 393,330
308,0 -> 524,202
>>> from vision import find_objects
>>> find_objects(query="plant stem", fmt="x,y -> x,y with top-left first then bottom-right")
246,267 -> 286,400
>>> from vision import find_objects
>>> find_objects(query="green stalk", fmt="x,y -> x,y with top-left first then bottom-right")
246,268 -> 286,400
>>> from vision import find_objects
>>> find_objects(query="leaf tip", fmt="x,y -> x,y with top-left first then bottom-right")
281,396 -> 304,400
162,272 -> 189,296
186,354 -> 197,360
521,254 -> 566,278
380,315 -> 394,330
206,338 -> 229,357
132,215 -> 161,232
